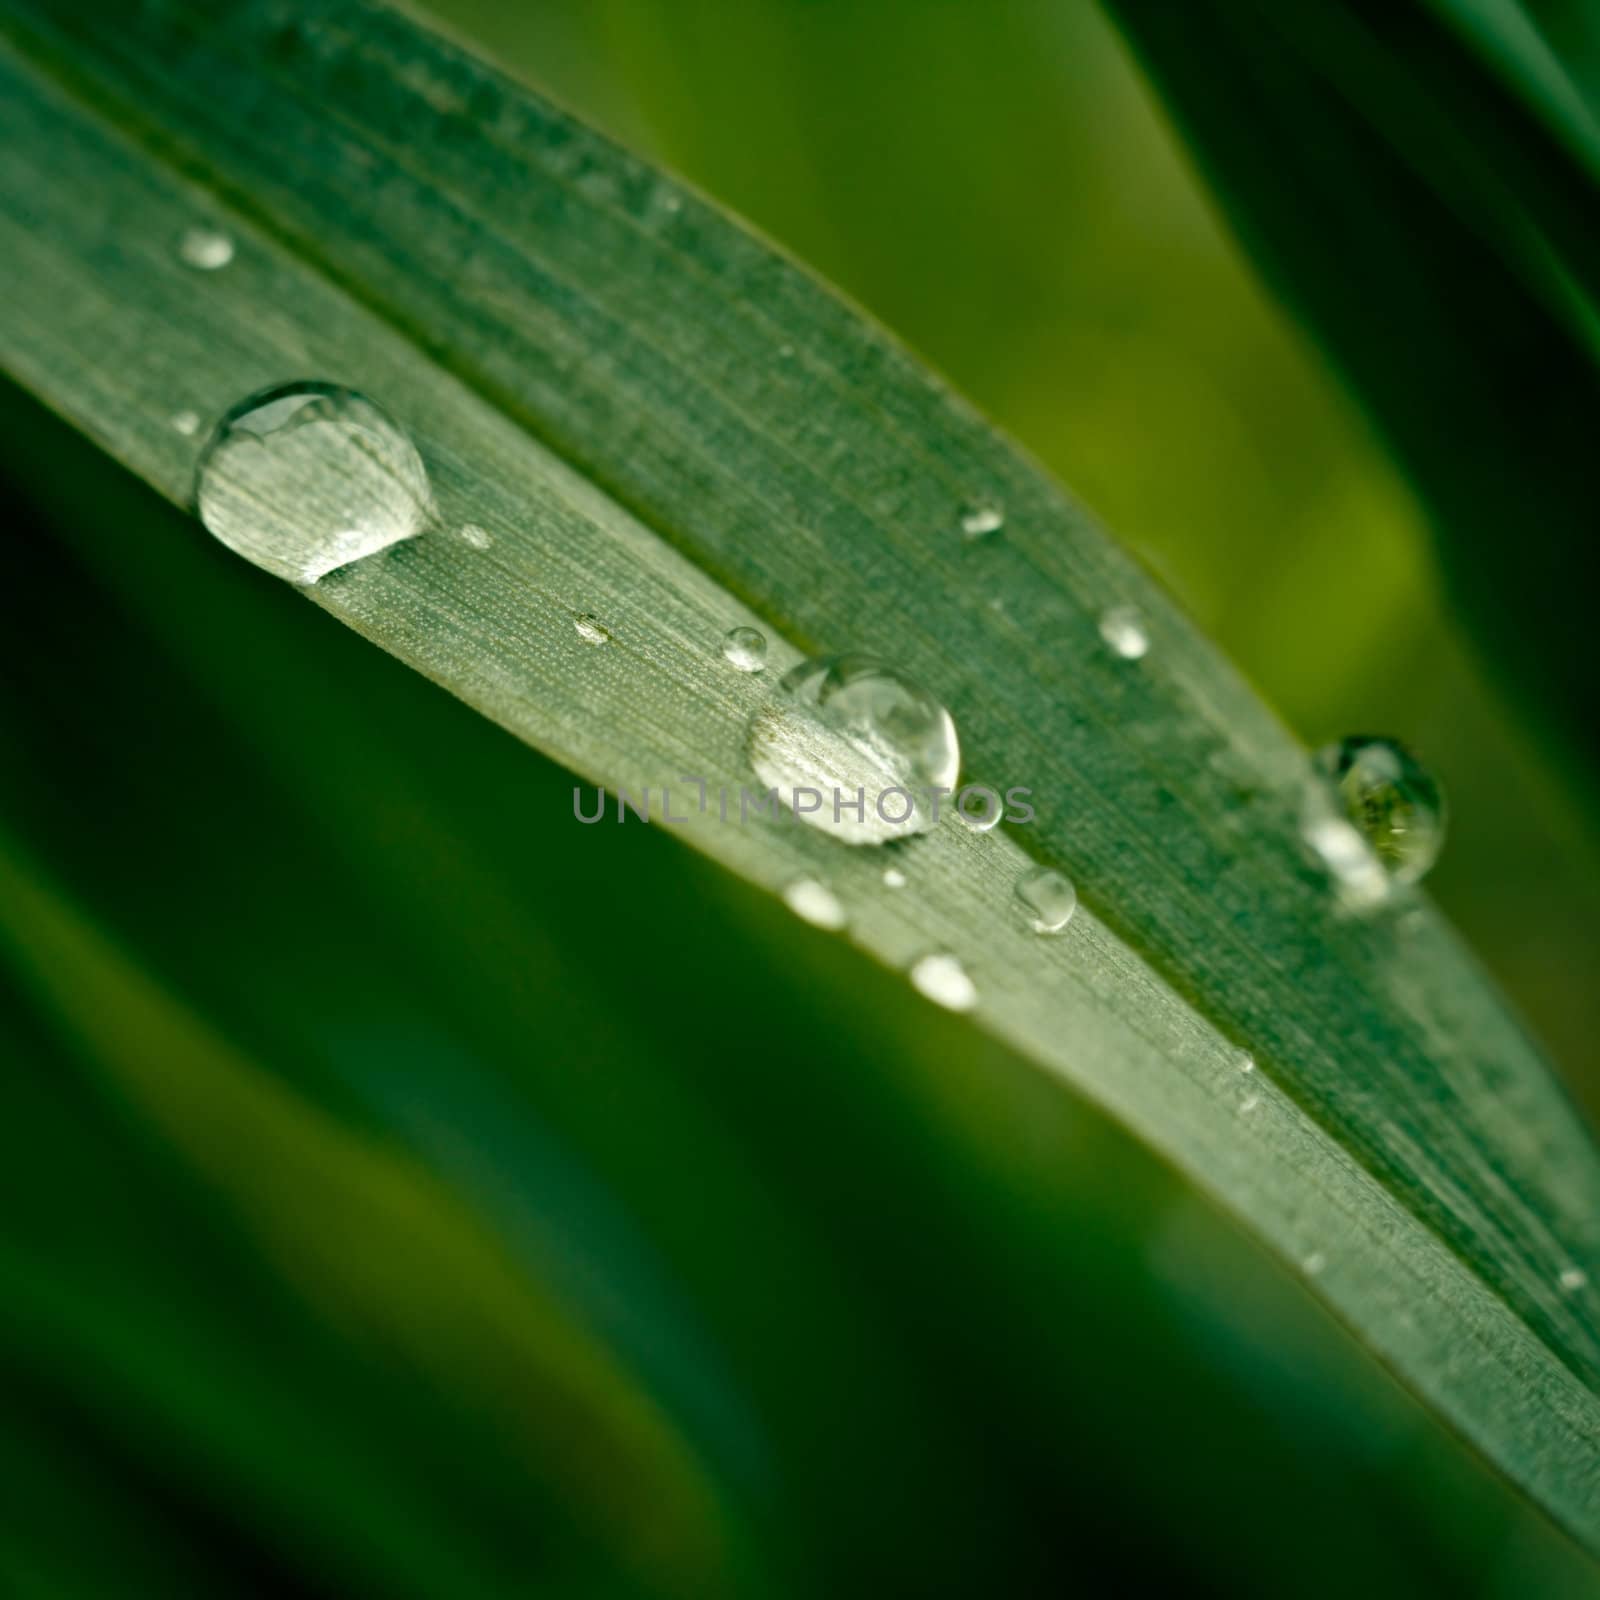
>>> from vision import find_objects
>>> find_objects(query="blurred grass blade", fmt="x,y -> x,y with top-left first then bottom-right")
3,0 -> 1600,1556
1101,0 -> 1600,794
0,830 -> 741,1600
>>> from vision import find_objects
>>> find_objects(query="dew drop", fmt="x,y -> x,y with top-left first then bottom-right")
960,502 -> 1004,539
1237,1051 -> 1256,1075
178,226 -> 235,270
1559,1266 -> 1589,1294
1305,736 -> 1446,892
882,865 -> 908,889
1015,866 -> 1075,933
746,653 -> 960,844
1099,605 -> 1149,660
459,522 -> 492,550
783,877 -> 847,931
722,626 -> 768,673
956,786 -> 1003,833
574,614 -> 613,647
910,952 -> 978,1013
1239,1092 -> 1261,1115
195,382 -> 431,585
170,409 -> 201,437
1302,1251 -> 1328,1277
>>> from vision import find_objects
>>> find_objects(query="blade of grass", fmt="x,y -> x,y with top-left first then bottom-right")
2,0 -> 1599,1553
1101,0 -> 1600,796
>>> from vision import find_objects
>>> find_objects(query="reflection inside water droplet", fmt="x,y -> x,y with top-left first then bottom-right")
746,653 -> 960,844
195,381 -> 431,585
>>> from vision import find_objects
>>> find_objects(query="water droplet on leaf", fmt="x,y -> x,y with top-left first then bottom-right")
195,382 -> 431,585
459,522 -> 492,550
1099,606 -> 1149,660
1306,736 -> 1446,890
170,409 -> 201,437
956,786 -> 1003,833
722,626 -> 767,673
574,614 -> 613,647
882,865 -> 907,889
783,877 -> 847,930
1015,866 -> 1076,933
746,653 -> 960,844
960,503 -> 1004,539
1559,1266 -> 1588,1293
910,952 -> 977,1012
178,227 -> 235,270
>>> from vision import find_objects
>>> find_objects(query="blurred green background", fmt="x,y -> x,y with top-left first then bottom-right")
3,1 -> 1599,1596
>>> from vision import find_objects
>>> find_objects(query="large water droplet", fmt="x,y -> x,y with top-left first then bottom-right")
746,653 -> 960,844
722,626 -> 767,673
909,952 -> 978,1012
1306,736 -> 1446,891
178,226 -> 235,270
783,877 -> 846,930
1099,605 -> 1149,660
1015,866 -> 1076,933
195,382 -> 431,585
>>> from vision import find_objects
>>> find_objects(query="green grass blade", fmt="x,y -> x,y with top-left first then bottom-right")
1101,0 -> 1600,795
3,0 -> 1600,1555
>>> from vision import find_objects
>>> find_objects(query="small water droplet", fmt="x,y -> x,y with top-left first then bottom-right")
1015,866 -> 1075,933
1305,736 -> 1446,892
783,877 -> 846,930
882,865 -> 907,889
1099,606 -> 1149,660
956,786 -> 1003,833
1239,1092 -> 1261,1115
1559,1266 -> 1588,1293
195,382 -> 431,585
1237,1051 -> 1256,1074
746,654 -> 960,844
960,502 -> 1004,539
170,409 -> 201,437
777,343 -> 796,360
459,522 -> 492,550
574,614 -> 613,647
722,626 -> 768,673
1302,1251 -> 1328,1277
178,227 -> 235,270
910,952 -> 978,1012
